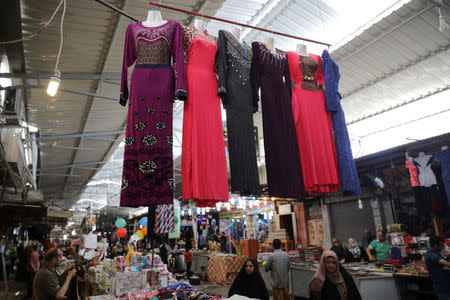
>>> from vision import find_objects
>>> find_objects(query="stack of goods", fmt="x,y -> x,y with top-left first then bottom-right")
257,252 -> 273,263
298,249 -> 306,262
267,229 -> 290,241
114,272 -> 142,296
288,250 -> 300,263
304,246 -> 322,262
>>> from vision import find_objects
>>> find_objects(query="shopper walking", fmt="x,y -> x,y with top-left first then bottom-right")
346,238 -> 368,263
309,251 -> 362,300
33,247 -> 77,300
265,239 -> 291,300
24,245 -> 39,299
425,236 -> 450,300
229,258 -> 269,300
366,230 -> 391,262
184,248 -> 192,277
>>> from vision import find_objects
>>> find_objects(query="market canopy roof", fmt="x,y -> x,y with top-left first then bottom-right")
2,0 -> 449,211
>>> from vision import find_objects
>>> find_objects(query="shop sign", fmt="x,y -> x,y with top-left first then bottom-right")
278,204 -> 292,215
219,212 -> 244,219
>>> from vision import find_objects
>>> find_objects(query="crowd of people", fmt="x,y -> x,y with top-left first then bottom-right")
1,227 -> 448,300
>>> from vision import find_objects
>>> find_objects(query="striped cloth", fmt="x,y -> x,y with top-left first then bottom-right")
155,204 -> 175,234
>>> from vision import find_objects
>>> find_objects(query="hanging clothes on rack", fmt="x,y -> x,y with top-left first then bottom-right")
251,42 -> 304,199
322,50 -> 361,196
434,149 -> 450,207
119,20 -> 186,207
412,154 -> 440,216
182,26 -> 229,207
217,30 -> 260,196
405,159 -> 420,187
287,51 -> 340,194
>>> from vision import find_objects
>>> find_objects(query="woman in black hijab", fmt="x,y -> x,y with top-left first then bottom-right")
228,258 -> 269,300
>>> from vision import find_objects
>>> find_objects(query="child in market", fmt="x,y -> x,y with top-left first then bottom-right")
184,247 -> 192,277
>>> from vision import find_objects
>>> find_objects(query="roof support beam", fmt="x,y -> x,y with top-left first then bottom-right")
38,161 -> 106,171
37,174 -> 81,177
38,130 -> 125,141
0,73 -> 121,80
38,145 -> 96,151
0,84 -> 119,101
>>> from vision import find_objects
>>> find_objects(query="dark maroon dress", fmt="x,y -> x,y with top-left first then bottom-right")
251,42 -> 304,198
119,21 -> 187,207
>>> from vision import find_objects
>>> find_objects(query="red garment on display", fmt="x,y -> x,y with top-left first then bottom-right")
182,34 -> 229,206
405,160 -> 420,187
287,52 -> 340,194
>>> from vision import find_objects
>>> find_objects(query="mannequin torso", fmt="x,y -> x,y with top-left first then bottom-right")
194,19 -> 207,34
142,10 -> 167,27
296,44 -> 308,56
230,26 -> 241,40
264,36 -> 275,53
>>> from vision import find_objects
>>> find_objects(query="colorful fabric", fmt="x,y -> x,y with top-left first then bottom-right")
405,160 -> 420,187
155,204 -> 175,234
168,200 -> 180,239
322,50 -> 361,196
207,255 -> 247,285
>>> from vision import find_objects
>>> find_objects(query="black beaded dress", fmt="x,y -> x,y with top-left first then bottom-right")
217,30 -> 261,196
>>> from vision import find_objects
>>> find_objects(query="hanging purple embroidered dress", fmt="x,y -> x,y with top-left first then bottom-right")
119,21 -> 187,207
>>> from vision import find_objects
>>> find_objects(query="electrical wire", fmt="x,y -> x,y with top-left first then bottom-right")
53,0 -> 67,73
0,0 -> 64,45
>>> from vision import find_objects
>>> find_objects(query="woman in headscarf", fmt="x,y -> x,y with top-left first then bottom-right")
331,238 -> 347,263
228,258 -> 269,300
346,238 -> 368,263
309,251 -> 361,300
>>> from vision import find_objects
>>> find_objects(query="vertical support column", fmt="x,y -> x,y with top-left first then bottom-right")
321,198 -> 332,250
293,202 -> 308,247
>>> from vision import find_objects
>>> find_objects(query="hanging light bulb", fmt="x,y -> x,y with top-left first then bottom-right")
206,207 -> 210,213
230,198 -> 235,205
226,203 -> 231,211
358,199 -> 363,210
47,70 -> 61,97
181,210 -> 185,216
63,234 -> 68,240
201,207 -> 206,215
188,209 -> 192,215
216,202 -> 221,211
71,229 -> 76,236
264,200 -> 267,206
197,207 -> 201,215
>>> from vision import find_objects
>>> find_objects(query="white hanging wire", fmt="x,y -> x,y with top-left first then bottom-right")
0,0 -> 65,45
53,0 -> 67,73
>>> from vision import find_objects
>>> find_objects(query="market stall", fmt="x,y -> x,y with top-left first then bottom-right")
207,253 -> 247,285
290,264 -> 400,300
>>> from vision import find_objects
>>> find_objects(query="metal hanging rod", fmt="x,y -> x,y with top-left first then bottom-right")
148,1 -> 331,47
92,0 -> 331,47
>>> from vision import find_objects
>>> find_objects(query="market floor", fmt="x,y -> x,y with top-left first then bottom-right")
195,282 -> 274,300
0,280 -> 28,300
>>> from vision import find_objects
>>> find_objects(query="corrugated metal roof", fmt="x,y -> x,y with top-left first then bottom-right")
19,0 -> 225,208
13,0 -> 450,209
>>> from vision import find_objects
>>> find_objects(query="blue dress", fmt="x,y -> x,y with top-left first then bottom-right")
322,50 -> 361,196
434,149 -> 450,207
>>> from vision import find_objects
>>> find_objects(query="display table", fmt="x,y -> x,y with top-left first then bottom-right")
394,273 -> 437,300
191,252 -> 209,274
290,264 -> 400,300
207,254 -> 247,285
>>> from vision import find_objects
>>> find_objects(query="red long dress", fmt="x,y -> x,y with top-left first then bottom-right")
287,52 -> 340,194
182,34 -> 229,206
